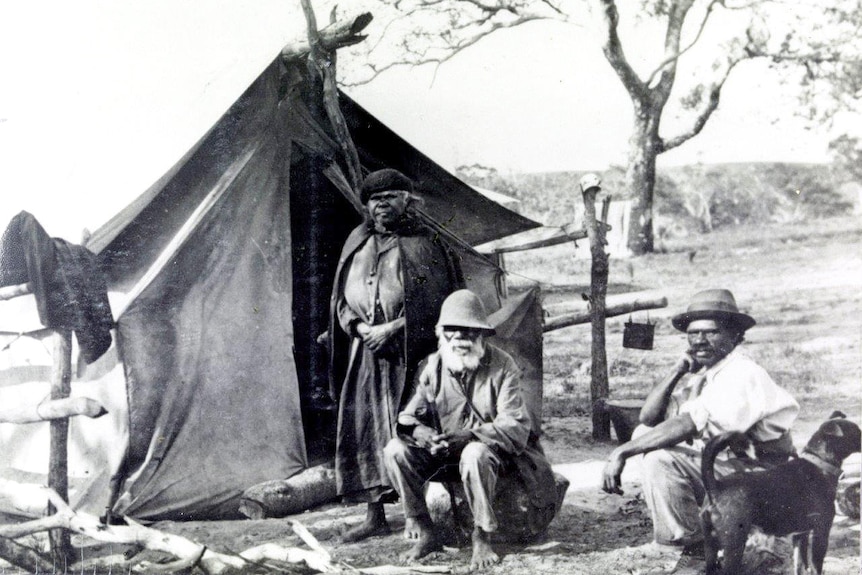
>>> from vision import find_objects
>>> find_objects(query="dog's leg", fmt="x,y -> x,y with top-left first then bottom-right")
700,507 -> 721,575
792,532 -> 808,575
810,521 -> 832,575
714,514 -> 749,575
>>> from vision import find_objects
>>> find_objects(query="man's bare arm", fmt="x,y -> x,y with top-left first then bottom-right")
602,413 -> 697,494
639,355 -> 697,426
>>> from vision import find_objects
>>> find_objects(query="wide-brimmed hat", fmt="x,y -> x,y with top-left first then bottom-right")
671,289 -> 756,332
359,169 -> 414,203
436,289 -> 495,335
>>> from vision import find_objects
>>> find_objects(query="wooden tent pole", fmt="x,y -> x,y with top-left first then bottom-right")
48,329 -> 73,565
580,175 -> 611,440
301,0 -> 364,191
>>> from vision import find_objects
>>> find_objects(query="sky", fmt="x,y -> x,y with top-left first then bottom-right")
0,1 -> 841,243
344,17 -> 833,174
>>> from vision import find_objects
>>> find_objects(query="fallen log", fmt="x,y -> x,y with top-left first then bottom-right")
543,293 -> 668,333
239,464 -> 337,519
0,396 -> 107,424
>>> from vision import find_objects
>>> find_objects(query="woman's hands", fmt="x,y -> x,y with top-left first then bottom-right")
356,317 -> 405,352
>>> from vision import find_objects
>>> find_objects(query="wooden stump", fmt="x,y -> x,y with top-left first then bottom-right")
427,472 -> 570,543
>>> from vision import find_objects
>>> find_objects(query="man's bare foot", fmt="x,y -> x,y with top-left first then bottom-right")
404,517 -> 421,540
470,527 -> 500,570
342,503 -> 391,542
399,515 -> 440,562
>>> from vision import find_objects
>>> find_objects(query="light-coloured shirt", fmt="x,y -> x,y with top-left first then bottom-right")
338,233 -> 404,330
677,348 -> 799,443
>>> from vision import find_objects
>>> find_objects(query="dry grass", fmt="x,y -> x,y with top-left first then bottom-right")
510,215 -> 862,425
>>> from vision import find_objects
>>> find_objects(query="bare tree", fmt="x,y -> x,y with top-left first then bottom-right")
344,0 -> 861,254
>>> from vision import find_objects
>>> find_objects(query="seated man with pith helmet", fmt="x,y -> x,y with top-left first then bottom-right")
384,289 -> 556,570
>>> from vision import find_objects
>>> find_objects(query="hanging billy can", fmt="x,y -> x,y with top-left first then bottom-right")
623,313 -> 655,350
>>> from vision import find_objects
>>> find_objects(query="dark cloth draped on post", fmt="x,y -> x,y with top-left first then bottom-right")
0,211 -> 113,364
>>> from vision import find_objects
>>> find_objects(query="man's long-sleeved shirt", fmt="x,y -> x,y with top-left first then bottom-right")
676,348 -> 799,444
398,344 -> 532,456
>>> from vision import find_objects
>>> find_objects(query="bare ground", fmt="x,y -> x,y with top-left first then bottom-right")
148,216 -> 861,575
6,216 -> 861,574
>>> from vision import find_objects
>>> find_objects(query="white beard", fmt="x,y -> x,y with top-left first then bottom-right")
438,334 -> 484,374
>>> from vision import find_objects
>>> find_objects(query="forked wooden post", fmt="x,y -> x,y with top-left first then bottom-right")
300,0 -> 364,191
580,174 -> 611,440
48,329 -> 73,565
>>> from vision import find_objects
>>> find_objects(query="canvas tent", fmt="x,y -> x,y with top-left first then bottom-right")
0,52 -> 542,520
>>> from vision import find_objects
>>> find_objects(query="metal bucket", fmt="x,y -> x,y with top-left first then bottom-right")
623,315 -> 655,350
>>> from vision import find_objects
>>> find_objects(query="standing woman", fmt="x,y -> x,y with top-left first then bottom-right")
329,169 -> 463,541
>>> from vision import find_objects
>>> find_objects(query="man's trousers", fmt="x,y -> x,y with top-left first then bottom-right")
635,426 -> 765,546
384,437 -> 503,532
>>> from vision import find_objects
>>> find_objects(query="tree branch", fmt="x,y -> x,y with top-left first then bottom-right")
0,480 -> 337,575
650,0 -> 690,102
301,0 -> 364,191
646,0 -> 722,88
539,0 -> 565,15
0,397 -> 107,424
281,12 -> 373,61
660,56 -> 744,152
345,12 -> 546,86
595,0 -> 648,102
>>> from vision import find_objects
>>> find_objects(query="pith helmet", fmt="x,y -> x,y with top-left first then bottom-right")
671,289 -> 756,332
359,169 -> 414,203
437,289 -> 495,334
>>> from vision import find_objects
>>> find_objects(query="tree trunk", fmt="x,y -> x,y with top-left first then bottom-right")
625,108 -> 661,255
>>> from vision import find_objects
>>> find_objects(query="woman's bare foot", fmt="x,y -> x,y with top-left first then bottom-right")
399,514 -> 440,562
470,527 -> 500,570
342,502 -> 391,542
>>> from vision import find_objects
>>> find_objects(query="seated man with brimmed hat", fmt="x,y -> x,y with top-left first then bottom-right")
384,289 -> 555,570
601,289 -> 799,574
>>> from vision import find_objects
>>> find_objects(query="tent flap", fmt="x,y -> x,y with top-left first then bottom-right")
1,53 -> 544,521
110,60 -> 305,520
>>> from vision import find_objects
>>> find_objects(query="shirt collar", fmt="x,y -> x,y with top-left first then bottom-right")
703,346 -> 743,382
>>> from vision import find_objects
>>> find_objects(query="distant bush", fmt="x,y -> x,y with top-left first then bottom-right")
461,162 -> 857,233
780,174 -> 854,219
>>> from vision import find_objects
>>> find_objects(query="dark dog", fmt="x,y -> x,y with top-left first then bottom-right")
700,412 -> 861,575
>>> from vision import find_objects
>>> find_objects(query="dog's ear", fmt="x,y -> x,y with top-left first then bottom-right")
822,421 -> 845,437
829,410 -> 846,420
